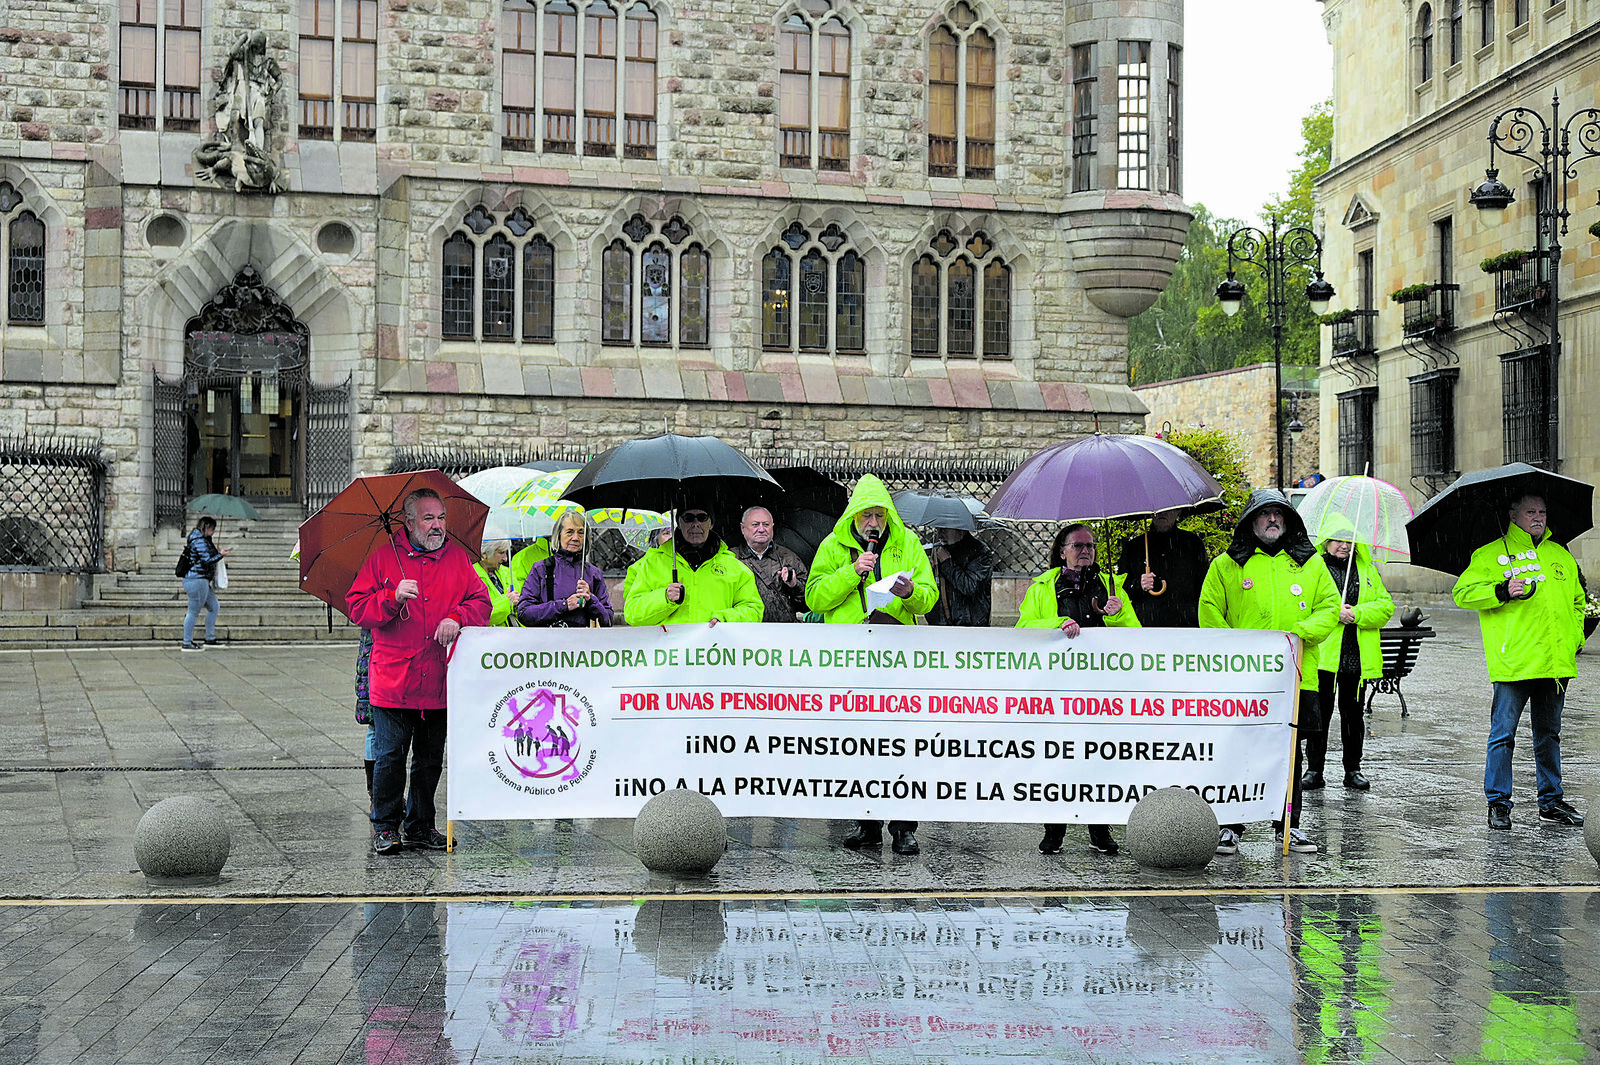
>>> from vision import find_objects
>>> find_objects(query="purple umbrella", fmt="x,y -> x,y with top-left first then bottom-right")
986,434 -> 1224,522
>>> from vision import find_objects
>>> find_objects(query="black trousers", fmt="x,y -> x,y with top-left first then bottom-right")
1307,669 -> 1365,775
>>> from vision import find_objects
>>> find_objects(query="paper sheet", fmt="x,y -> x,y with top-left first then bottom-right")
866,571 -> 913,613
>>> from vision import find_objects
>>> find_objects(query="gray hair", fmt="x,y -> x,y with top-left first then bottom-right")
481,538 -> 511,558
554,509 -> 590,535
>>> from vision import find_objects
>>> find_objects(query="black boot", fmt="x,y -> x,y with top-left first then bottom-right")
1039,824 -> 1066,854
891,828 -> 919,855
842,820 -> 883,848
1087,824 -> 1119,855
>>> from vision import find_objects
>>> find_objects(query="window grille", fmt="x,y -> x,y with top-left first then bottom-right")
0,437 -> 107,572
1409,369 -> 1457,478
1337,388 -> 1377,476
1502,347 -> 1553,467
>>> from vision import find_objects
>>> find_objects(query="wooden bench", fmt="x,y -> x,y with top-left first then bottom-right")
1362,626 -> 1435,718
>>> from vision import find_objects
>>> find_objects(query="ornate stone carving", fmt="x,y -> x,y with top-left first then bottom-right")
194,32 -> 286,194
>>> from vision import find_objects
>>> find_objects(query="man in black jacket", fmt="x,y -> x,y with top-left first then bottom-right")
925,528 -> 992,626
1117,510 -> 1209,628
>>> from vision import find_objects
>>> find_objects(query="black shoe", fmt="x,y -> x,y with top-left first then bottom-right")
891,830 -> 919,856
1301,770 -> 1325,790
403,828 -> 449,850
1344,771 -> 1370,790
1087,824 -> 1119,855
1488,802 -> 1512,830
373,829 -> 402,855
1038,825 -> 1065,854
842,823 -> 882,849
1539,802 -> 1584,827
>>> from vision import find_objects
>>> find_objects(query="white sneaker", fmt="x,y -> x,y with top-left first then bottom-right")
1216,828 -> 1239,855
1283,827 -> 1319,853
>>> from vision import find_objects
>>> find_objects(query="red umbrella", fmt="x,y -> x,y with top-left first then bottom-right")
299,469 -> 489,617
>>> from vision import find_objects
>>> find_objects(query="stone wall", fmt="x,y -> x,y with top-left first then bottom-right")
1134,363 -> 1322,489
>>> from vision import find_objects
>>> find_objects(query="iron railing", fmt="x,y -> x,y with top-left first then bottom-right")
0,436 -> 107,571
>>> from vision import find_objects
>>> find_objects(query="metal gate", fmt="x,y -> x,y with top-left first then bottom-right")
304,375 -> 353,513
153,372 -> 188,530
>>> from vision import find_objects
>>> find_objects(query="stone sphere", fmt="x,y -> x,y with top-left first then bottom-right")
1585,804 -> 1600,866
134,796 -> 231,883
1125,787 -> 1218,871
633,789 -> 727,874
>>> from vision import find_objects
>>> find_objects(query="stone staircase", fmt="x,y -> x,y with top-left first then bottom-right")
0,503 -> 359,649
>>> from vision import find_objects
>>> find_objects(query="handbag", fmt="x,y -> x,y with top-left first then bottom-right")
212,558 -> 229,589
174,543 -> 193,578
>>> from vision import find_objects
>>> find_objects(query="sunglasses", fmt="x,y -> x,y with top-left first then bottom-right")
1066,542 -> 1096,551
681,512 -> 711,523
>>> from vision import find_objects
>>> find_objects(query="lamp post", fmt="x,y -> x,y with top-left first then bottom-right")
1469,89 -> 1600,470
1214,216 -> 1335,491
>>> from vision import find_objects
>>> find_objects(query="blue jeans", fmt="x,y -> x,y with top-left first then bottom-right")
371,705 -> 447,838
1485,679 -> 1566,808
182,577 -> 218,643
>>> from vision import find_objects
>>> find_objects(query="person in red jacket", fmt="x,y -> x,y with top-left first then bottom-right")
347,488 -> 491,855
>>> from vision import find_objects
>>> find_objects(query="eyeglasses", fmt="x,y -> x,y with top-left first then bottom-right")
1066,542 -> 1096,552
681,512 -> 711,523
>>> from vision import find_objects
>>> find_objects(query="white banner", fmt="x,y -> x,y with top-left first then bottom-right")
446,624 -> 1302,825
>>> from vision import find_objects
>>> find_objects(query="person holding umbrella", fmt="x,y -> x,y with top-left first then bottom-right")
1198,490 -> 1340,855
623,502 -> 762,626
1116,510 -> 1209,628
346,488 -> 491,855
1304,523 -> 1393,792
1017,523 -> 1139,856
1452,492 -> 1587,831
518,510 -> 616,628
808,474 -> 939,855
178,515 -> 232,651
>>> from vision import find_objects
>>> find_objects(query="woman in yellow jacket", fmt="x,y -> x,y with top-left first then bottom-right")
1017,523 -> 1140,856
1304,533 -> 1393,790
473,538 -> 520,627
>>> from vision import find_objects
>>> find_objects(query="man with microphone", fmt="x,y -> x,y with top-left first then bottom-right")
807,474 -> 939,854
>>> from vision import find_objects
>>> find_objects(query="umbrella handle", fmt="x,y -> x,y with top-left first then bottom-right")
1143,537 -> 1167,597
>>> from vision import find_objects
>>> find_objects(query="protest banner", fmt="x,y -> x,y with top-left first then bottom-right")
446,623 -> 1302,825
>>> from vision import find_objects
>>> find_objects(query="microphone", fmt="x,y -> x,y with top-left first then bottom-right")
868,531 -> 883,554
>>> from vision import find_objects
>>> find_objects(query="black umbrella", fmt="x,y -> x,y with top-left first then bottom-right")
753,466 -> 848,561
562,434 -> 781,581
1406,462 -> 1593,575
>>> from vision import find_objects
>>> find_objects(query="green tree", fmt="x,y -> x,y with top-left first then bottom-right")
1102,426 -> 1254,571
1129,99 -> 1333,383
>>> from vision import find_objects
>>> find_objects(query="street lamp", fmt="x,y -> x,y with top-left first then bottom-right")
1469,89 -> 1600,469
1214,215 -> 1335,491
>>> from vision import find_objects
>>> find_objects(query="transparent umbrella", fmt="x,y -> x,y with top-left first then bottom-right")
1297,475 -> 1414,562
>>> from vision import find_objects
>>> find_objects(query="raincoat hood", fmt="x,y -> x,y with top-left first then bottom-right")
1228,489 -> 1316,566
1314,517 -> 1378,569
831,475 -> 907,546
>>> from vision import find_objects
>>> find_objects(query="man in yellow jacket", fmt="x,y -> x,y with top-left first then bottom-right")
623,502 -> 762,626
806,474 -> 938,854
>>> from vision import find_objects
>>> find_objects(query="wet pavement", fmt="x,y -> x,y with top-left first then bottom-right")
3,602 -> 1599,1062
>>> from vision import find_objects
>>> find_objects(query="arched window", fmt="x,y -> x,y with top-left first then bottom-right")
299,0 -> 378,140
1418,4 -> 1435,84
778,3 -> 850,171
908,230 -> 1010,360
0,184 -> 44,325
502,0 -> 657,158
600,214 -> 711,348
439,206 -> 556,343
927,5 -> 996,179
761,221 -> 864,354
119,0 -> 201,131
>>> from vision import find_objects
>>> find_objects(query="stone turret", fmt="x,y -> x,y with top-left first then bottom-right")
1063,0 -> 1191,317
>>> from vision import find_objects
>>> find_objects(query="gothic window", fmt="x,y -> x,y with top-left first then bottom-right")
440,206 -> 556,343
1116,41 -> 1150,190
503,0 -> 657,158
926,5 -> 995,179
299,0 -> 378,141
119,0 -> 201,131
601,214 -> 710,348
1071,43 -> 1097,192
908,230 -> 1010,360
0,185 -> 44,326
761,221 -> 863,354
1418,5 -> 1435,84
778,2 -> 850,171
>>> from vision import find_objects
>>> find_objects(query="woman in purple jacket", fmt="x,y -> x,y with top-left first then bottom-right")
515,510 -> 615,627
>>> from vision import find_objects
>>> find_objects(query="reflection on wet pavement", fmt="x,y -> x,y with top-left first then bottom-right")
4,889 -> 1599,1064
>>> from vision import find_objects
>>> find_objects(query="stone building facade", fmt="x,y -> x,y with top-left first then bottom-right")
0,0 -> 1191,573
1314,0 -> 1600,584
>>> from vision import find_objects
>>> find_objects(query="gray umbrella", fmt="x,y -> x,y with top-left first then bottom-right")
892,490 -> 978,532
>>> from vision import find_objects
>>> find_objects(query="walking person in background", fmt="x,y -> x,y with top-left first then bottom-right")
1305,529 -> 1393,792
1017,523 -> 1139,856
180,516 -> 231,651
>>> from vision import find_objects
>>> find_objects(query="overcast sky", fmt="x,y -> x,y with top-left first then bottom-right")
1182,0 -> 1334,225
